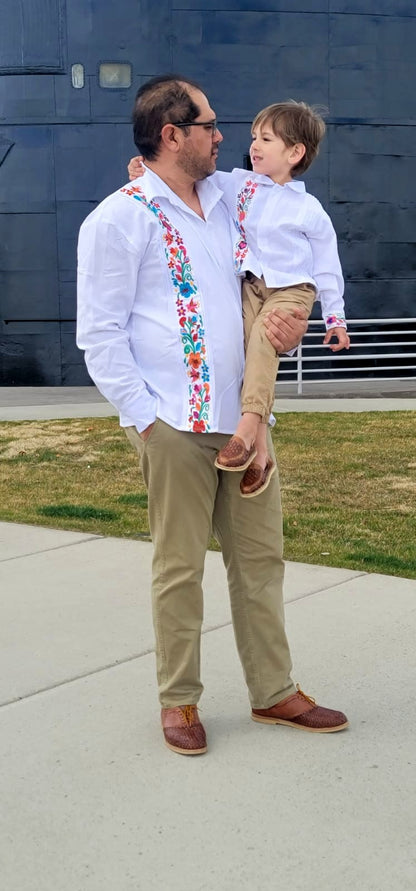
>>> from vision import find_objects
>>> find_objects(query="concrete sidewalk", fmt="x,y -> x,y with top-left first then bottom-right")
1,521 -> 415,891
0,389 -> 415,889
0,384 -> 415,420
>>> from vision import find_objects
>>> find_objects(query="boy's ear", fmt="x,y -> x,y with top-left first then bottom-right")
289,143 -> 306,164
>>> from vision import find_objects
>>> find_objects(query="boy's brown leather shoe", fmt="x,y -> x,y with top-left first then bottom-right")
252,685 -> 348,733
240,457 -> 276,497
215,435 -> 257,471
161,705 -> 207,755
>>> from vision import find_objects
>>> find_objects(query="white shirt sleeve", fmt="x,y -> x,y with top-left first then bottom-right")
209,170 -> 232,190
307,204 -> 347,330
76,213 -> 158,432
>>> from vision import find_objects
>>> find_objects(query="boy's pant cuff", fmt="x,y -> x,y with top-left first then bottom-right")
241,403 -> 271,424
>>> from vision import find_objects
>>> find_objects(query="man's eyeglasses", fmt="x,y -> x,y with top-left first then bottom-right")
171,119 -> 218,135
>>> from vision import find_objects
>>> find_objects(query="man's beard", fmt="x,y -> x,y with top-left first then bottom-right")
178,145 -> 216,181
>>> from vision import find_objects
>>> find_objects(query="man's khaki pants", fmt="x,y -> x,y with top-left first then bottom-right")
125,419 -> 296,709
242,273 -> 316,421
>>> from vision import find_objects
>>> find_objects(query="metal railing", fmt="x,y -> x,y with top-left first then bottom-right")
278,318 -> 416,395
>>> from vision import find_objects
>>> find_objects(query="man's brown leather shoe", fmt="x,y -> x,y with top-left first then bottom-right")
161,705 -> 207,755
215,435 -> 257,471
252,685 -> 348,733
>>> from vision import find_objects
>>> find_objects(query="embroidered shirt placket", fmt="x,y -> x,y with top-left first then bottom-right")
234,179 -> 260,272
120,185 -> 212,433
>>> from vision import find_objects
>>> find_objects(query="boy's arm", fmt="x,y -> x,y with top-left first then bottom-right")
211,170 -> 233,189
128,156 -> 144,180
308,206 -> 350,351
308,208 -> 345,324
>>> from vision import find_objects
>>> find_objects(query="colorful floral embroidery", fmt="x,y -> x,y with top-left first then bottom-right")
234,179 -> 259,272
325,314 -> 347,330
120,185 -> 210,431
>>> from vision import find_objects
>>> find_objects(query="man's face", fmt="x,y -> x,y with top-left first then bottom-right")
177,89 -> 223,180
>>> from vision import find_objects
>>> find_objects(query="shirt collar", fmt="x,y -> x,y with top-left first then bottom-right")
249,173 -> 306,192
133,165 -> 224,219
284,179 -> 306,192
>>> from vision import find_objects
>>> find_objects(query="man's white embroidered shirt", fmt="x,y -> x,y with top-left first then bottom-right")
77,169 -> 245,433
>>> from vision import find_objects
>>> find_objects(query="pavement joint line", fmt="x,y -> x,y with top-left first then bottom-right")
0,647 -> 156,709
0,534 -> 103,563
0,575 -> 371,706
287,571 -> 369,602
0,622 -> 238,710
0,569 -> 369,711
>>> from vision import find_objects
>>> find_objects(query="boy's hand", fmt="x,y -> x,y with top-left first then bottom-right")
128,156 -> 145,180
323,327 -> 350,352
265,308 -> 308,354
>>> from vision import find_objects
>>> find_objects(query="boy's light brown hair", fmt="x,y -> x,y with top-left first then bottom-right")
252,100 -> 326,177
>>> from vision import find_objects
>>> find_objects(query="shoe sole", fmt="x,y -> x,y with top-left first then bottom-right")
251,714 -> 349,733
215,449 -> 257,472
240,462 -> 276,498
164,740 -> 207,755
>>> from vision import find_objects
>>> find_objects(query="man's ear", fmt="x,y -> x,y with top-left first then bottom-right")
289,142 -> 306,165
160,123 -> 181,154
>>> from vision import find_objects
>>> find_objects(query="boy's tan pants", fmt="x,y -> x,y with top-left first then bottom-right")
125,420 -> 296,709
242,273 -> 316,421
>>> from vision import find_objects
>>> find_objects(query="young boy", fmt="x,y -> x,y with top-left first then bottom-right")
128,101 -> 349,496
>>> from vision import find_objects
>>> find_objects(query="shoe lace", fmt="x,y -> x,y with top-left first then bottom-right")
180,705 -> 198,726
296,684 -> 316,706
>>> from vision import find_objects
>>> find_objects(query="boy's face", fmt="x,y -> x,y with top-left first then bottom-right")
249,122 -> 304,184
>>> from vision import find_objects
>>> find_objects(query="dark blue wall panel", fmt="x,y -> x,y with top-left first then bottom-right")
0,326 -> 62,386
61,322 -> 85,385
173,11 -> 329,117
172,2 -> 328,9
0,127 -> 55,213
54,124 -> 133,202
0,0 -> 415,385
0,0 -> 66,73
330,2 -> 416,15
0,76 -> 56,122
0,214 -> 59,319
329,14 -> 416,119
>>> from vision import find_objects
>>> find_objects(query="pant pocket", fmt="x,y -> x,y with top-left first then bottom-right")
124,425 -> 144,456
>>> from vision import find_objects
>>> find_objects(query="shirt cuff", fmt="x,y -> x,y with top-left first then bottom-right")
325,314 -> 347,331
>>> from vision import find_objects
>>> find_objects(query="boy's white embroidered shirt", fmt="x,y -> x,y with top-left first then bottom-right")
77,168 -> 245,434
214,169 -> 346,330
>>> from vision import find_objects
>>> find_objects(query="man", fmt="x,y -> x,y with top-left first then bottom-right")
77,74 -> 348,756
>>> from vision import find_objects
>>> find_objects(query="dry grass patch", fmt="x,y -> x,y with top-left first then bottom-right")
271,411 -> 416,577
0,421 -> 89,459
0,412 -> 415,577
0,418 -> 150,539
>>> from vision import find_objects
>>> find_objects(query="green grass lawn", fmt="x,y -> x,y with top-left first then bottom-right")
0,412 -> 415,578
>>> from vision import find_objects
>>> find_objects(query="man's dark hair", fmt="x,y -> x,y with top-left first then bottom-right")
132,74 -> 204,160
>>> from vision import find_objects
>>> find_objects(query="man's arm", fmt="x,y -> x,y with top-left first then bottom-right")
77,211 -> 157,435
264,307 -> 308,354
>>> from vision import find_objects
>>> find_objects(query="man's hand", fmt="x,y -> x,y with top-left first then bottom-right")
139,422 -> 154,442
323,327 -> 350,352
265,307 -> 308,354
128,156 -> 145,181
